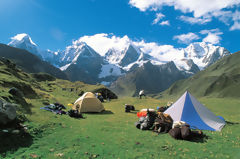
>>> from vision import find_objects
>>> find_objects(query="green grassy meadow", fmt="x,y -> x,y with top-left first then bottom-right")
0,59 -> 240,159
1,96 -> 240,159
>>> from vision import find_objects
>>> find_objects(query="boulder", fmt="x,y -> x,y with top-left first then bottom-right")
93,88 -> 118,99
9,87 -> 24,98
0,99 -> 17,125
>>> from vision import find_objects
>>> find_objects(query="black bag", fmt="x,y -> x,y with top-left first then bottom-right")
125,105 -> 135,112
68,110 -> 83,118
168,128 -> 182,139
181,125 -> 191,140
135,121 -> 141,129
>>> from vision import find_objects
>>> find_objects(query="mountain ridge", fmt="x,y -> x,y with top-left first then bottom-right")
7,33 -> 231,89
158,51 -> 240,98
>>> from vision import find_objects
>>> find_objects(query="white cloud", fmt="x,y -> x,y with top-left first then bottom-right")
179,15 -> 212,24
76,33 -> 131,56
173,32 -> 200,44
159,20 -> 170,26
132,40 -> 183,62
129,0 -> 240,28
230,22 -> 240,30
76,33 -> 184,61
152,13 -> 165,24
129,0 -> 240,17
202,34 -> 222,44
230,10 -> 240,31
200,28 -> 223,44
199,28 -> 221,35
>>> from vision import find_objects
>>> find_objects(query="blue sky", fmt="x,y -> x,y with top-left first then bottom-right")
0,0 -> 240,53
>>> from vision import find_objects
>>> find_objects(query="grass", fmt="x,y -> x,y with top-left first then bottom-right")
1,96 -> 240,159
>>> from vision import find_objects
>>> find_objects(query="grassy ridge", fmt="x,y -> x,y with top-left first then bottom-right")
159,52 -> 240,99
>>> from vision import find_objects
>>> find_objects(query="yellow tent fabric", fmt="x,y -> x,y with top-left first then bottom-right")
72,92 -> 104,113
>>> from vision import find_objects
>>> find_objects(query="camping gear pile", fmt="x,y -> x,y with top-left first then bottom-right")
95,93 -> 104,102
40,92 -> 105,119
135,109 -> 204,140
135,109 -> 156,130
135,91 -> 226,140
40,103 -> 67,115
125,104 -> 135,112
135,108 -> 173,132
67,109 -> 83,118
169,121 -> 203,140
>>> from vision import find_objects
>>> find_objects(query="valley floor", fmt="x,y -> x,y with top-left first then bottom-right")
1,97 -> 240,159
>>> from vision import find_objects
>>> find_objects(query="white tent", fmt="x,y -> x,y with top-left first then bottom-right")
165,91 -> 225,131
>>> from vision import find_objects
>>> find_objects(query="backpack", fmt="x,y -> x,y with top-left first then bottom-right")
181,125 -> 191,140
168,128 -> 182,139
68,110 -> 83,118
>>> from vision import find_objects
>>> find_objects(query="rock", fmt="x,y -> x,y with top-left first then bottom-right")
12,129 -> 20,134
9,87 -> 24,98
2,129 -> 8,133
30,154 -> 38,158
0,99 -> 17,125
93,88 -> 118,99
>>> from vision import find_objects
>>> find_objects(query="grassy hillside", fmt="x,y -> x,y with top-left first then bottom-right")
158,51 -> 240,99
0,58 -> 239,159
0,43 -> 68,80
0,58 -> 111,120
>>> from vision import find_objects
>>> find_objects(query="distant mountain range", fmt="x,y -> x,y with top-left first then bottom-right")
0,44 -> 68,80
159,51 -> 240,98
7,33 -> 231,95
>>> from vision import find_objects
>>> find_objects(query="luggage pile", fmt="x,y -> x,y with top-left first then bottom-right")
135,107 -> 205,141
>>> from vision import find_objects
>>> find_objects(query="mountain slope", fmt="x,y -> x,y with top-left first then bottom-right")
0,44 -> 68,80
160,51 -> 240,98
110,61 -> 186,97
60,42 -> 105,84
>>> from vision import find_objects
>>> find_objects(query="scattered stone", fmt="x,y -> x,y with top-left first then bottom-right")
8,87 -> 24,98
2,129 -> 8,133
92,154 -> 99,158
12,129 -> 20,134
84,152 -> 88,155
30,154 -> 38,158
55,153 -> 64,157
49,148 -> 55,152
0,99 -> 17,124
136,142 -> 140,145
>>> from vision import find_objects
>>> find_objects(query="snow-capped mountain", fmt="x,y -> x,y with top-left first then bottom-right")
7,33 -> 231,86
8,33 -> 42,58
104,44 -> 151,71
61,41 -> 101,66
8,33 -> 60,65
181,42 -> 230,69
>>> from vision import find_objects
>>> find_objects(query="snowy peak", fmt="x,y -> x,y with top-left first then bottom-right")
119,44 -> 140,67
9,33 -> 37,46
182,42 -> 230,69
105,44 -> 141,65
105,48 -> 124,64
62,41 -> 100,64
8,33 -> 41,57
